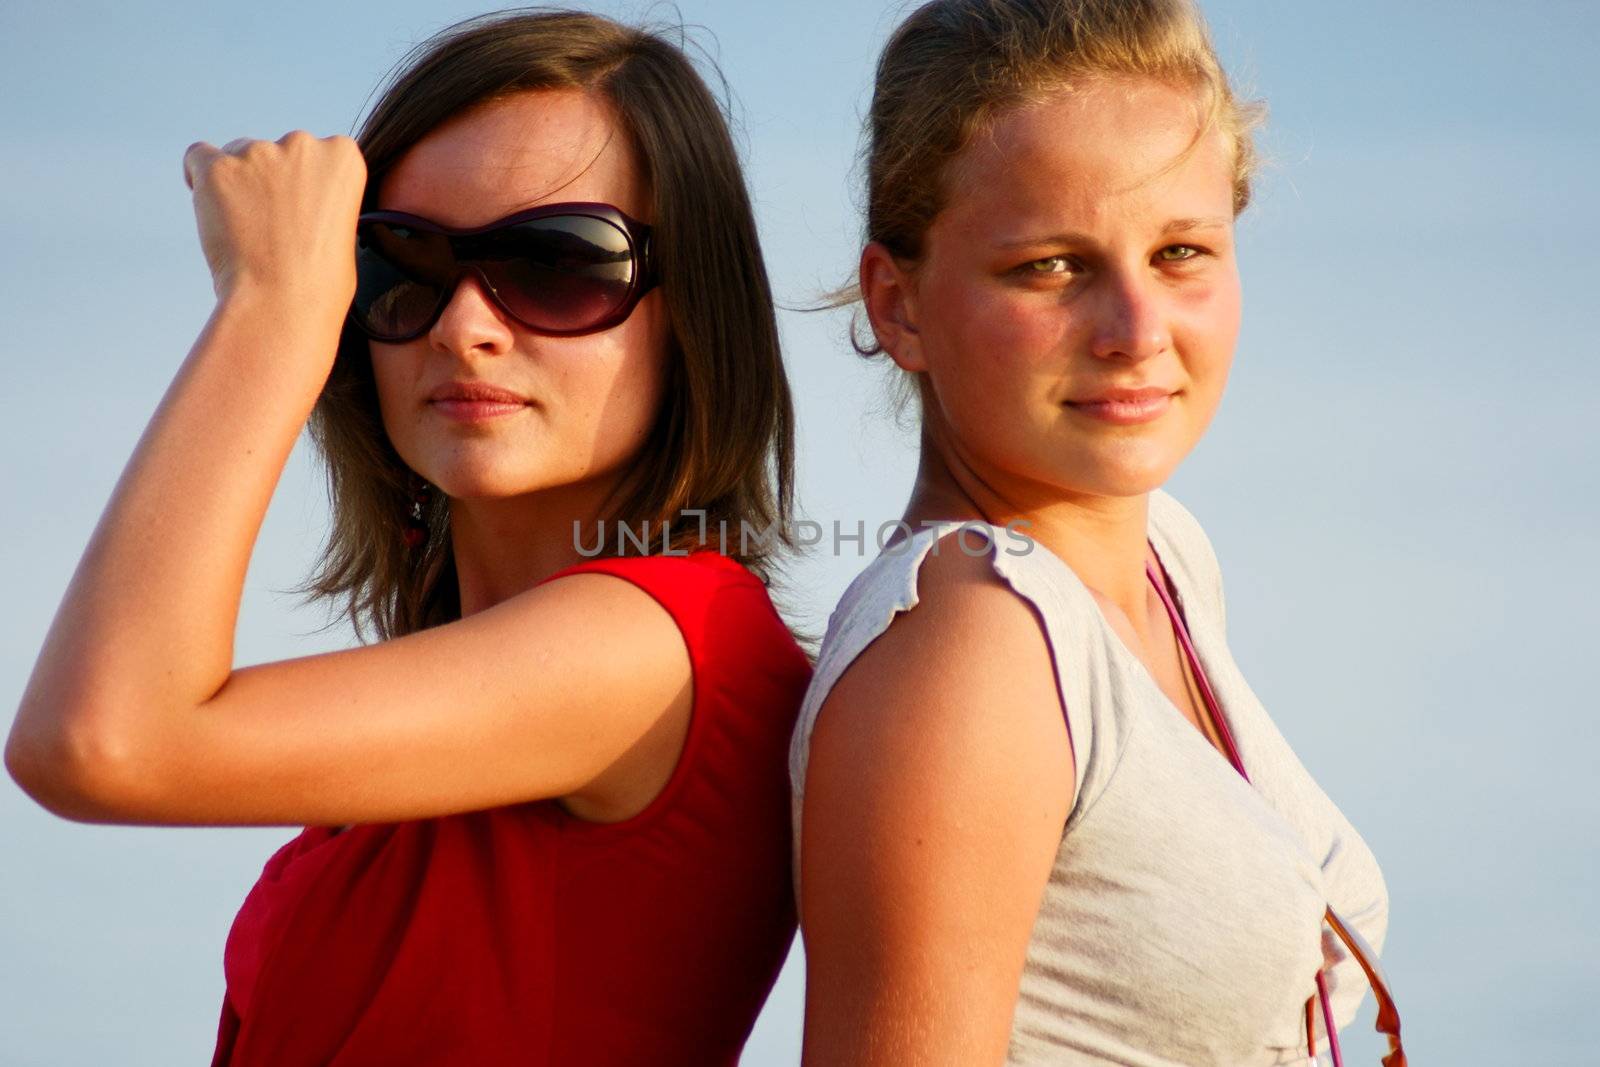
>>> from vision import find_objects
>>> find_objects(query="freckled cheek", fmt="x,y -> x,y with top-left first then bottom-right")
928,289 -> 1066,419
618,311 -> 669,412
368,347 -> 427,445
550,329 -> 667,453
1173,285 -> 1242,398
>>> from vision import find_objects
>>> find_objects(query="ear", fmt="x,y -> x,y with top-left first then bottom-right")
859,242 -> 927,373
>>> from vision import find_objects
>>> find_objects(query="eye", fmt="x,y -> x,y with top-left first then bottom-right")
1020,255 -> 1074,275
1157,244 -> 1204,262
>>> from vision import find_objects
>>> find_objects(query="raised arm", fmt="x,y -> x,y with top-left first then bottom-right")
4,133 -> 692,827
797,542 -> 1075,1066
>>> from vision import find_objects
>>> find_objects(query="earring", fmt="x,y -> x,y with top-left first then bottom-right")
403,476 -> 432,549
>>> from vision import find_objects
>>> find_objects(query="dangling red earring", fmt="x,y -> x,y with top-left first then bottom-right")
403,477 -> 432,549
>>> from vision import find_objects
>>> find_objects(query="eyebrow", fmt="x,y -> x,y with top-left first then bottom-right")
994,216 -> 1232,249
1162,216 -> 1232,234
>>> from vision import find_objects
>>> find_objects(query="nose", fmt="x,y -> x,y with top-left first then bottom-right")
1087,269 -> 1172,364
428,268 -> 515,359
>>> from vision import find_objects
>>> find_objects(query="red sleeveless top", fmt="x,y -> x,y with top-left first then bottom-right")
211,549 -> 812,1066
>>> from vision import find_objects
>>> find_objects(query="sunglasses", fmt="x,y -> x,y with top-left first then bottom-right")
1308,905 -> 1407,1067
349,202 -> 657,342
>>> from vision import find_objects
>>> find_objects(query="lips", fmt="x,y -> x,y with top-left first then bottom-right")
426,381 -> 531,405
1066,385 -> 1174,405
1063,385 -> 1177,426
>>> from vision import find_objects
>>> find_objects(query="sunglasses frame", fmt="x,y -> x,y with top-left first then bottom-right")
349,201 -> 658,342
1317,904 -> 1407,1067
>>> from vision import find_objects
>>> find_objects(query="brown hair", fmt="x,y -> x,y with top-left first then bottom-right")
295,9 -> 796,642
846,0 -> 1264,365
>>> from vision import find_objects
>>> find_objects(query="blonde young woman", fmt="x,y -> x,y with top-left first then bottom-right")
791,1 -> 1402,1065
7,11 -> 810,1066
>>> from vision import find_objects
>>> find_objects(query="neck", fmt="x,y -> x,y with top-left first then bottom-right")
901,425 -> 1157,631
447,476 -> 629,617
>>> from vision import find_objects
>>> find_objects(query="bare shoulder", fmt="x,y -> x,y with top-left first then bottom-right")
797,530 -> 1075,1063
809,528 -> 1070,777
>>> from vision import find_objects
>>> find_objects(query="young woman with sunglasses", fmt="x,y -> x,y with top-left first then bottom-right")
790,1 -> 1403,1065
7,11 -> 808,1066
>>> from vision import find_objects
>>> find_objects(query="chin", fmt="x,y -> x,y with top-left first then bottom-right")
414,460 -> 543,501
1058,471 -> 1172,500
1058,444 -> 1184,499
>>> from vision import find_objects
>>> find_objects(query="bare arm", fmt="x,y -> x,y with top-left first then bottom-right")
4,133 -> 692,826
797,543 -> 1075,1066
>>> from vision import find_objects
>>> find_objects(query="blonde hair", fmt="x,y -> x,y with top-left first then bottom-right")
845,0 -> 1264,369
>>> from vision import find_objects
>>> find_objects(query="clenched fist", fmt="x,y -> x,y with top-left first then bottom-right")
182,131 -> 367,309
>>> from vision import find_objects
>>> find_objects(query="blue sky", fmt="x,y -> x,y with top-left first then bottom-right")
2,1 -> 1596,1063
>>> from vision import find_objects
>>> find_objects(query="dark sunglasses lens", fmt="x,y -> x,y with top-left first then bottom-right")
475,216 -> 636,332
352,223 -> 456,340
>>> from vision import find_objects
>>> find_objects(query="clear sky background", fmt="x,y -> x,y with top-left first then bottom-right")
2,1 -> 1596,1063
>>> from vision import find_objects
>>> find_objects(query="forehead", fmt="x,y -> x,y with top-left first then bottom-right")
941,77 -> 1235,238
377,88 -> 647,226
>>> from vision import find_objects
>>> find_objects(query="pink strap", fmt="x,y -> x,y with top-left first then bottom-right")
1144,552 -> 1348,1065
1317,970 -> 1343,1065
1144,558 -> 1249,782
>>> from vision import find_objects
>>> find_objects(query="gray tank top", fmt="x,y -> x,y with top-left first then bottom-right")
788,490 -> 1389,1065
